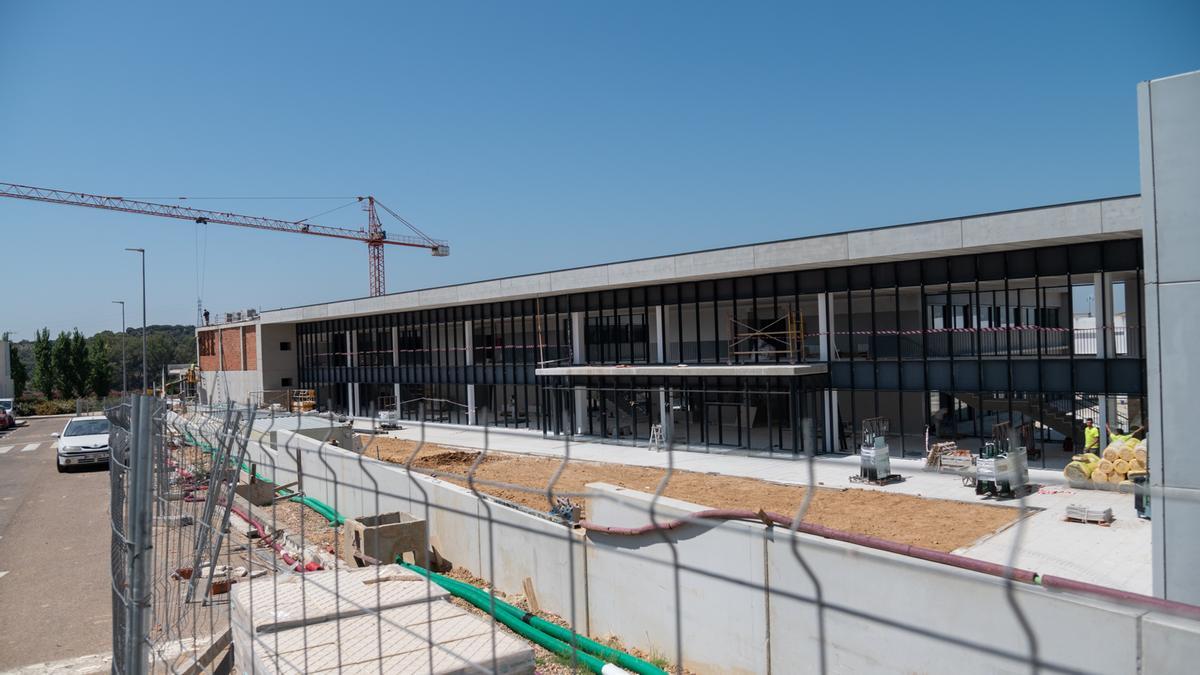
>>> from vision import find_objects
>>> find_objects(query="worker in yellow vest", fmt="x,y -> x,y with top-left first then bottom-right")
1107,423 -> 1145,444
1083,418 -> 1100,452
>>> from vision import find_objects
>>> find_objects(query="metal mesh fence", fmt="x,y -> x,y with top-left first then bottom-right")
106,395 -> 1200,674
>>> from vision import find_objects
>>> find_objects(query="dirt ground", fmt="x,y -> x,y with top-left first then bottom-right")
361,437 -> 1018,552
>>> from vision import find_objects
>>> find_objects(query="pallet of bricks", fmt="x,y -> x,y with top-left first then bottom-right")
1063,437 -> 1148,490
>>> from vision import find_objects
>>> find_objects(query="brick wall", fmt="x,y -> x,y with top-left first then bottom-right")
220,328 -> 243,371
243,325 -> 257,370
198,330 -> 218,371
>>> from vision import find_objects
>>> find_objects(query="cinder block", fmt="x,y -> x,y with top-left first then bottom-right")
343,511 -> 428,566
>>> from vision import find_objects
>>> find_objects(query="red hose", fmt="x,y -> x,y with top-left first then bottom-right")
229,502 -> 317,573
1039,574 -> 1200,621
581,509 -> 1200,618
582,509 -> 1033,584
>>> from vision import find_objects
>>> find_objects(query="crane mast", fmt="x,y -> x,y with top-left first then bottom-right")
0,182 -> 449,296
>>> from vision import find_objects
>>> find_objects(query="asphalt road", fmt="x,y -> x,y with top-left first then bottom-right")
0,416 -> 112,670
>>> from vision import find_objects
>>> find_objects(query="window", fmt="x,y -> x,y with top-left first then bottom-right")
279,341 -> 292,351
281,377 -> 293,387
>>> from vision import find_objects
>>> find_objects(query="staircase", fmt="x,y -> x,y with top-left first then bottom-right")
948,392 -> 1124,440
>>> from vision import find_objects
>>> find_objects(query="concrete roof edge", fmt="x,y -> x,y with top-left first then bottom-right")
256,194 -> 1141,324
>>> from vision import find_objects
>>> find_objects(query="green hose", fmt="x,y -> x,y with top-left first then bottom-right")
182,435 -> 346,526
400,562 -> 666,675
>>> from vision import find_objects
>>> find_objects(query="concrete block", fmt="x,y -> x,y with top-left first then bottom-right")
416,285 -> 460,308
1154,281 -> 1200,491
459,279 -> 510,303
962,201 -> 1101,248
673,245 -> 757,281
479,500 -> 589,630
1142,72 -> 1200,285
549,265 -> 610,293
767,530 -> 1141,675
752,233 -> 848,272
585,483 -> 770,674
847,219 -> 962,261
1101,196 -> 1142,234
499,274 -> 553,298
604,256 -> 677,285
343,511 -> 428,566
1141,611 -> 1200,674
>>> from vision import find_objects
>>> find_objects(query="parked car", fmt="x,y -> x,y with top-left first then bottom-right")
53,415 -> 112,472
0,398 -> 16,429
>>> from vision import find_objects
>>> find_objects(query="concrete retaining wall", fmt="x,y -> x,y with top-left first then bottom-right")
587,483 -> 1199,674
185,419 -> 1200,673
249,430 -> 589,629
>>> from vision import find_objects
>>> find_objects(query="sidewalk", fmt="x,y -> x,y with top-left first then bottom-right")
376,421 -> 1152,594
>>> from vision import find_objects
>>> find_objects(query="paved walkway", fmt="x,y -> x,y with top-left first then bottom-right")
371,421 -> 1152,595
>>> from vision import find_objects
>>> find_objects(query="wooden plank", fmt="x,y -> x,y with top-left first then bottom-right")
522,577 -> 540,614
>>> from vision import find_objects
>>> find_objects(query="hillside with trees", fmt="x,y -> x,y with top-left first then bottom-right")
4,325 -> 196,414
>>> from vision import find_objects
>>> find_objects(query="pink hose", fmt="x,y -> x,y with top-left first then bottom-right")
229,503 -> 317,573
585,509 -> 1028,587
581,509 -> 1200,618
1039,574 -> 1200,621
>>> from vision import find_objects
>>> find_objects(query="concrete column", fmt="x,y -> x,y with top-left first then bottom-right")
1139,70 -> 1200,603
817,292 -> 836,452
391,326 -> 400,412
1093,273 -> 1109,449
570,312 -> 587,433
654,305 -> 666,363
464,320 -> 476,425
659,386 -> 671,445
817,292 -> 831,361
346,330 -> 356,416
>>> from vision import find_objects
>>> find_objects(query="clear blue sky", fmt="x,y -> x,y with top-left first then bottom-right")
1,1 -> 1197,339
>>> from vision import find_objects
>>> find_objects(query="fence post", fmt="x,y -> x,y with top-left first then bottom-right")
126,394 -> 154,674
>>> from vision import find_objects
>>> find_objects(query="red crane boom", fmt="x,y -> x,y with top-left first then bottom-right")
0,182 -> 449,296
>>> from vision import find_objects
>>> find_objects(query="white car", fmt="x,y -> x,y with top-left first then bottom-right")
53,416 -> 112,472
0,397 -> 15,429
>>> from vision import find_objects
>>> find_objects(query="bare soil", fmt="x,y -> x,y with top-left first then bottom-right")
361,437 -> 1017,552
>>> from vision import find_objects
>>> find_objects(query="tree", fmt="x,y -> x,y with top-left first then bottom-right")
31,328 -> 54,397
51,331 -> 75,397
70,330 -> 89,396
1,333 -> 26,398
86,336 -> 113,399
10,341 -> 27,397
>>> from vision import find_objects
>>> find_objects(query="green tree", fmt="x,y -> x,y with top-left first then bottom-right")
10,341 -> 27,397
51,331 -> 77,398
31,328 -> 54,397
86,336 -> 113,399
70,330 -> 89,395
1,333 -> 26,397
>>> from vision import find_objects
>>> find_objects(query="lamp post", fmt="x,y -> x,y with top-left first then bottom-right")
112,300 -> 127,398
125,248 -> 146,394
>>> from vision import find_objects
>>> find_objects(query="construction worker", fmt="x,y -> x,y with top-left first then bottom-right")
1107,423 -> 1145,444
1083,418 -> 1100,453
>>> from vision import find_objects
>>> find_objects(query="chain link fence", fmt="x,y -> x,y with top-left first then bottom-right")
106,395 -> 1200,674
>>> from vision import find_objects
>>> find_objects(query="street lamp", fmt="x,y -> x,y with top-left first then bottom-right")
125,248 -> 147,394
112,300 -> 127,398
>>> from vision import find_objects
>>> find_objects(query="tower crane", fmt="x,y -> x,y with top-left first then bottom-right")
0,182 -> 449,296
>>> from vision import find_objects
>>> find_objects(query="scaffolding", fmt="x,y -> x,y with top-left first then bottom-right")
727,310 -> 804,364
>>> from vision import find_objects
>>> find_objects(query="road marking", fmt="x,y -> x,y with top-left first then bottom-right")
0,445 -> 13,454
20,443 -> 40,452
0,570 -> 8,579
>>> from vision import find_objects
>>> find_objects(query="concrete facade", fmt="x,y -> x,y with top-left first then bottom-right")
0,340 -> 13,399
1139,69 -> 1200,605
257,195 -> 1141,325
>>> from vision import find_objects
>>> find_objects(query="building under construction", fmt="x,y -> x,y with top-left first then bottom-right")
197,192 -> 1147,464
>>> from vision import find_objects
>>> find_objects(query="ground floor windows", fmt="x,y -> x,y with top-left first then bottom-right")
307,378 -> 1144,470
